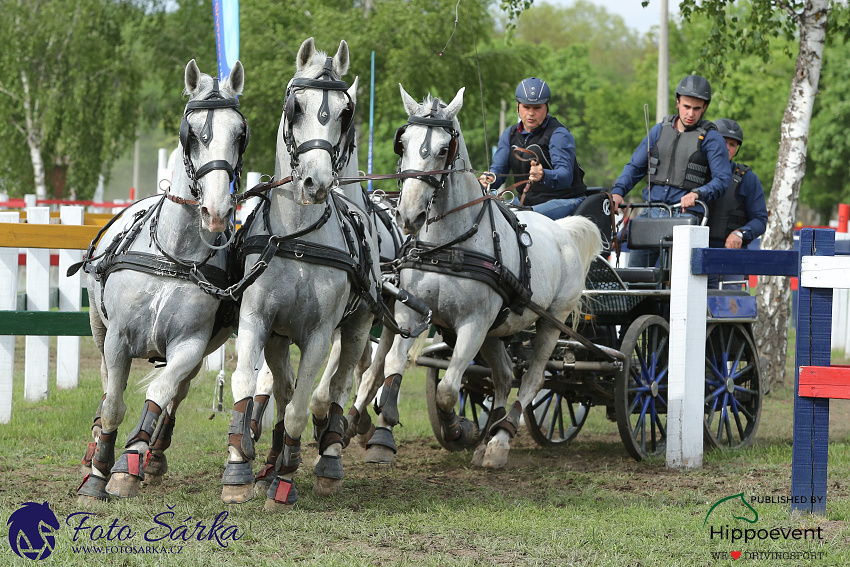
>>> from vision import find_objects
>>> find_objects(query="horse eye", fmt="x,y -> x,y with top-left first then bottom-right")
438,146 -> 449,156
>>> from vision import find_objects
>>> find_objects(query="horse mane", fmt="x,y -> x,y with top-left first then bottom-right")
294,49 -> 341,80
183,73 -> 239,100
414,94 -> 472,176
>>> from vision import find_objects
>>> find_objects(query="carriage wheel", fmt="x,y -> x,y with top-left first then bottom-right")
704,323 -> 763,450
523,388 -> 589,446
425,367 -> 491,451
615,314 -> 669,461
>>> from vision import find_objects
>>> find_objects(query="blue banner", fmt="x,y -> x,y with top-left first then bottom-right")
213,0 -> 239,81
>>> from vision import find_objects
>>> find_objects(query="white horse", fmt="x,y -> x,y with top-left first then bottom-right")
221,38 -> 381,509
360,86 -> 602,468
250,98 -> 408,493
76,60 -> 247,501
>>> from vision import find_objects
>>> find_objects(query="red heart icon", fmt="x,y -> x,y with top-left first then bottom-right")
731,551 -> 742,560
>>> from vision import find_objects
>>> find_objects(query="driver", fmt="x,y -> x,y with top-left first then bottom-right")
479,77 -> 587,219
611,75 -> 731,267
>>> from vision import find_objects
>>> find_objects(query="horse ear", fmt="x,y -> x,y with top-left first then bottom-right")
333,40 -> 350,77
444,87 -> 465,120
228,61 -> 244,96
399,84 -> 419,116
185,59 -> 201,94
347,76 -> 358,105
296,37 -> 315,70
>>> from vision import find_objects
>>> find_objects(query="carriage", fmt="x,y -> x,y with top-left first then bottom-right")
413,194 -> 764,461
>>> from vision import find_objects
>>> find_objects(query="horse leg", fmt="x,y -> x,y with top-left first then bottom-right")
471,337 -> 514,467
222,322 -> 269,504
108,346 -> 205,497
484,321 -> 562,468
144,374 -> 194,486
345,326 -> 391,449
81,307 -> 109,476
364,331 -> 417,464
264,328 -> 332,511
310,315 -> 370,496
77,337 -> 130,503
432,324 -> 489,452
254,335 -> 294,496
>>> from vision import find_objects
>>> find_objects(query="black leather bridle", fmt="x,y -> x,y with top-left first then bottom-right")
282,57 -> 355,174
179,78 -> 250,200
393,98 -> 459,194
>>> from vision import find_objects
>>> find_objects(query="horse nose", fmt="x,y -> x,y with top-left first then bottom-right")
201,205 -> 228,232
302,176 -> 328,203
399,211 -> 426,235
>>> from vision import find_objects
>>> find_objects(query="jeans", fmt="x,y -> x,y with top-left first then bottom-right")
509,196 -> 586,220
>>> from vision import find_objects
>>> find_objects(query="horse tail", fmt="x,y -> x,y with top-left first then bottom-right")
136,367 -> 164,393
554,216 -> 603,280
554,216 -> 604,325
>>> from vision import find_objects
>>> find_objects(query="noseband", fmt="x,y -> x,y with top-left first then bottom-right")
282,57 -> 355,174
393,98 -> 459,193
180,78 -> 250,200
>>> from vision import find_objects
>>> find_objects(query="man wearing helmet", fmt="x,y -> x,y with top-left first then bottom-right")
707,118 -> 768,288
611,75 -> 732,267
479,77 -> 587,219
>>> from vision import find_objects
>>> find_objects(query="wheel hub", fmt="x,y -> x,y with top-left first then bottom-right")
725,376 -> 735,393
650,381 -> 659,397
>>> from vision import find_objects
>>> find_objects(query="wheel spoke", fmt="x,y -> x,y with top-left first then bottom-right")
567,397 -> 577,428
733,384 -> 758,397
538,393 -> 554,429
731,402 -> 746,441
555,395 -> 566,439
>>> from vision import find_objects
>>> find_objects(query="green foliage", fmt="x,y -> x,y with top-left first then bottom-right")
239,0 -> 513,180
0,0 -> 150,198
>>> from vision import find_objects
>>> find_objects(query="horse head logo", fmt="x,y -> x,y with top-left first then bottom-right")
7,501 -> 60,560
703,492 -> 759,526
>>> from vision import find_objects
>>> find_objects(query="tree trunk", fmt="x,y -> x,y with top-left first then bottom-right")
20,68 -> 47,199
756,0 -> 830,389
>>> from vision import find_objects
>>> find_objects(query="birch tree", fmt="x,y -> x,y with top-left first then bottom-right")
676,0 -> 841,388
0,0 -> 145,199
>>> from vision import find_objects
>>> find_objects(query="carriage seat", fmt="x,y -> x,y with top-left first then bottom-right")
572,189 -> 613,252
614,267 -> 661,284
626,215 -> 698,250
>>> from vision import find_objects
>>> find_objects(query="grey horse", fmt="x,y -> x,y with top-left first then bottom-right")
220,38 -> 382,509
76,60 -> 247,502
358,86 -> 602,468
250,77 -> 407,494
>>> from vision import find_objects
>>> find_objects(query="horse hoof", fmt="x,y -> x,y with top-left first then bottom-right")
470,444 -> 487,467
106,472 -> 141,498
144,474 -> 164,487
481,445 -> 509,469
264,497 -> 295,512
77,494 -> 106,506
313,476 -> 343,497
364,444 -> 395,464
255,479 -> 273,496
144,452 -> 168,477
77,474 -> 111,503
221,483 -> 254,504
355,424 -> 376,449
254,463 -> 277,496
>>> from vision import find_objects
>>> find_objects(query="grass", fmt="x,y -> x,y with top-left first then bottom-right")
1,335 -> 850,566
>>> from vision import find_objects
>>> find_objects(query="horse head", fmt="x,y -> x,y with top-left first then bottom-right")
395,85 -> 465,235
180,59 -> 248,233
280,37 -> 356,205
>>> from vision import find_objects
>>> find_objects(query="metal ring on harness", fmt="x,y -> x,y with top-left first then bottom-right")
198,221 -> 237,251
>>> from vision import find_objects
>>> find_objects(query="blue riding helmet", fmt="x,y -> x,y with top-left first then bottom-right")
515,78 -> 550,105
